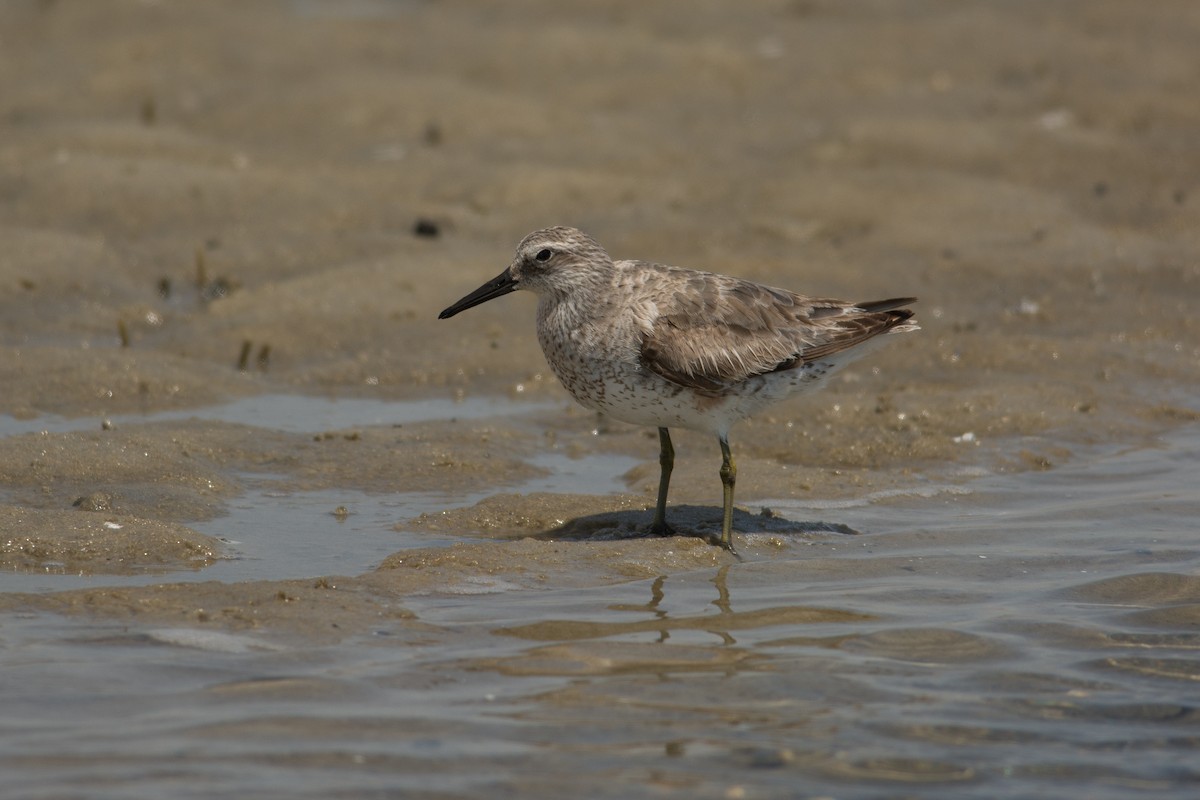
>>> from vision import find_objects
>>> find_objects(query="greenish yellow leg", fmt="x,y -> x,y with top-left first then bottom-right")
718,436 -> 737,551
650,427 -> 675,536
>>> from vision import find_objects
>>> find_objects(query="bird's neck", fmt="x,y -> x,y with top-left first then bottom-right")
536,265 -> 614,331
537,289 -> 601,333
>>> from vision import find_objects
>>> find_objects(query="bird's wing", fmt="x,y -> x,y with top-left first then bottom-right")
633,264 -> 914,393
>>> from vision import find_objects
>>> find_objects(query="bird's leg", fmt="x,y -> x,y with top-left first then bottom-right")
718,436 -> 737,552
649,427 -> 675,536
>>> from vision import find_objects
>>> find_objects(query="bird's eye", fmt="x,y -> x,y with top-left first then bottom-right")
535,248 -> 553,262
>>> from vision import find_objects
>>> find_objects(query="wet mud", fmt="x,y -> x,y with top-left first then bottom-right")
1,1 -> 1199,797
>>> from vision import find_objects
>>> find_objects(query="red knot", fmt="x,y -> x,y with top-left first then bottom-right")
439,226 -> 918,552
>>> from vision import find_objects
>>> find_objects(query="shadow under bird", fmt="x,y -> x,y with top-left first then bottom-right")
439,226 -> 918,552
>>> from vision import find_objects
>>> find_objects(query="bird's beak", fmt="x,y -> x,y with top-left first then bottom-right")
438,267 -> 518,319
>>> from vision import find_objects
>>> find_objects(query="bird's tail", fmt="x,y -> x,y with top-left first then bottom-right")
858,297 -> 920,333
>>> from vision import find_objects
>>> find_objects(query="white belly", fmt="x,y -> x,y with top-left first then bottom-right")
554,353 -> 837,437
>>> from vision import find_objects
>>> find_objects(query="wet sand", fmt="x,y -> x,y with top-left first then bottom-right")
2,1 -> 1199,797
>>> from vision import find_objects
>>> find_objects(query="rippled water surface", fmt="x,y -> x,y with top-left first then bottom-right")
3,423 -> 1197,799
3,2 -> 1199,796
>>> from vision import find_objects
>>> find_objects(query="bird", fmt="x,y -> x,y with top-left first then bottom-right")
438,226 -> 918,552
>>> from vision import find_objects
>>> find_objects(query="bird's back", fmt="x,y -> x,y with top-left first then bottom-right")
619,260 -> 916,395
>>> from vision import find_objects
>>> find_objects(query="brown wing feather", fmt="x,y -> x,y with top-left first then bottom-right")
637,269 -> 914,394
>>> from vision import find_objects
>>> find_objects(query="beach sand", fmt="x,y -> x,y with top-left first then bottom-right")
1,2 -> 1198,796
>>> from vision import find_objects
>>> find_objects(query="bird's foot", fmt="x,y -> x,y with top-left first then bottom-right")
718,535 -> 742,561
647,520 -> 677,538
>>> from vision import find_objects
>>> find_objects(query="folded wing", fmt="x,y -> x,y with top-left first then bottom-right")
638,270 -> 915,394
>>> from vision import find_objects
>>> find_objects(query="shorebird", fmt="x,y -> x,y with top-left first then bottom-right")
439,226 -> 918,552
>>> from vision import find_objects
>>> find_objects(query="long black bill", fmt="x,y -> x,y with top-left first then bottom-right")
438,268 -> 518,319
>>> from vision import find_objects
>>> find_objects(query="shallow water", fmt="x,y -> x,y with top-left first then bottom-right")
2,1 -> 1199,796
0,393 -> 551,438
3,417 -> 1197,798
0,394 -> 639,591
